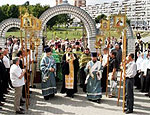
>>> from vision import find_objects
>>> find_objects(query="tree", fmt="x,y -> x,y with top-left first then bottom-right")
7,5 -> 19,18
28,4 -> 50,18
95,14 -> 107,23
47,14 -> 73,29
0,7 -> 6,22
0,4 -> 50,23
0,4 -> 9,19
126,18 -> 131,26
0,4 -> 73,30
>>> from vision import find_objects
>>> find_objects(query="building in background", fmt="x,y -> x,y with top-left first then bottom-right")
74,0 -> 86,7
81,0 -> 150,30
56,0 -> 63,5
71,0 -> 86,27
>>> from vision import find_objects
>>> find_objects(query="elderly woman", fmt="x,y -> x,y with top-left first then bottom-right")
10,57 -> 26,114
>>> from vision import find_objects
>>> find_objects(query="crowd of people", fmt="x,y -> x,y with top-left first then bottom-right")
39,35 -> 150,114
0,34 -> 150,114
0,36 -> 34,114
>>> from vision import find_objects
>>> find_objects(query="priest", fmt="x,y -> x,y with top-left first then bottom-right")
79,48 -> 91,92
40,47 -> 57,100
84,52 -> 102,103
60,45 -> 79,98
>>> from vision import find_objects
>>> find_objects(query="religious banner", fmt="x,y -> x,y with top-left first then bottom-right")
31,16 -> 37,30
114,14 -> 126,29
21,12 -> 32,28
31,18 -> 42,30
36,19 -> 42,30
101,19 -> 110,31
35,38 -> 41,46
95,35 -> 104,49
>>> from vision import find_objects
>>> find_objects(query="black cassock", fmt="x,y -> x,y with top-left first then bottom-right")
0,60 -> 6,99
60,53 -> 79,96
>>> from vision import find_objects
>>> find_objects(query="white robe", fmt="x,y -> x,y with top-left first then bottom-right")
136,56 -> 143,71
102,54 -> 108,67
141,58 -> 149,76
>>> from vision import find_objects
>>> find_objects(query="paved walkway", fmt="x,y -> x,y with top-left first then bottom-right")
0,82 -> 150,115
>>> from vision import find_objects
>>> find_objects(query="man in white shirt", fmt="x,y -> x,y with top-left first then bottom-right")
3,48 -> 10,68
145,61 -> 150,98
140,53 -> 148,92
135,52 -> 143,89
6,39 -> 13,60
12,42 -> 19,58
10,57 -> 26,114
102,48 -> 108,92
3,48 -> 13,89
145,53 -> 150,96
125,53 -> 137,114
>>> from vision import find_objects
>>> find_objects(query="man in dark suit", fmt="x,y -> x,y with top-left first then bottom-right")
0,53 -> 6,107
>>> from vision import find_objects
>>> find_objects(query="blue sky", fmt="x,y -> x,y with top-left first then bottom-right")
0,0 -> 121,6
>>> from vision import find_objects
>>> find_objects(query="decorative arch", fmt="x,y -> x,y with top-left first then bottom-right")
126,24 -> 135,54
0,4 -> 134,53
0,18 -> 20,38
126,24 -> 134,39
39,4 -> 97,52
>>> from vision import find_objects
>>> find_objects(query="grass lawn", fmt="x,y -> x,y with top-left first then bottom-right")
6,29 -> 83,40
6,30 -> 122,40
5,29 -> 150,41
133,31 -> 150,38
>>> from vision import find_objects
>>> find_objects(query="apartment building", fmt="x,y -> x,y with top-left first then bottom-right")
74,0 -> 86,7
82,0 -> 150,30
56,0 -> 63,5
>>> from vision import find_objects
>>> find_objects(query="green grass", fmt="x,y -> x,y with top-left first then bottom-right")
6,30 -> 83,40
52,26 -> 83,30
6,29 -> 150,41
46,30 -> 83,40
6,32 -> 23,38
105,31 -> 121,38
133,31 -> 150,38
5,30 -> 122,40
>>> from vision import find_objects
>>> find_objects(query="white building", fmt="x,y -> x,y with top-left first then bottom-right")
74,0 -> 86,7
81,0 -> 150,30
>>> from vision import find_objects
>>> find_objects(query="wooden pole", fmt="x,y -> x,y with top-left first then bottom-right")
34,33 -> 39,84
117,32 -> 124,106
20,29 -> 24,68
31,31 -> 35,87
117,69 -> 123,106
27,31 -> 32,106
19,6 -> 28,109
35,45 -> 38,63
31,48 -> 35,87
29,32 -> 32,74
19,7 -> 24,69
25,28 -> 29,110
106,32 -> 110,97
122,7 -> 127,111
122,29 -> 127,112
34,44 -> 38,82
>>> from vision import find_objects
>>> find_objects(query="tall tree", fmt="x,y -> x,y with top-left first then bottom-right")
0,3 -> 73,29
7,5 -> 19,18
95,14 -> 107,23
